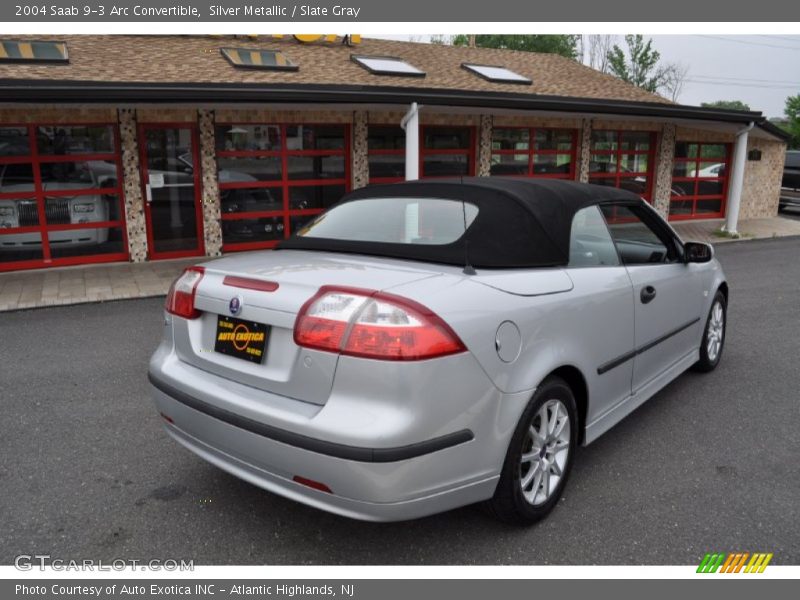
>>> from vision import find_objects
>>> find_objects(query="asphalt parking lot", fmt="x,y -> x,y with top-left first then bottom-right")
1,236 -> 799,565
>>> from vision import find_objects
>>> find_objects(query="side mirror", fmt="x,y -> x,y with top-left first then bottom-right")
684,241 -> 714,263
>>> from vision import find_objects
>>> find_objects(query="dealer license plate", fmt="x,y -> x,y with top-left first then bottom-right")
214,315 -> 269,364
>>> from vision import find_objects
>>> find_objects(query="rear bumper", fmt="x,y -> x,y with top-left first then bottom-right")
156,394 -> 498,522
149,371 -> 474,462
149,345 -> 532,521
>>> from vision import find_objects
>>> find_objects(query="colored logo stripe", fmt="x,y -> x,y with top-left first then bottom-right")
697,553 -> 725,573
745,553 -> 773,573
697,552 -> 773,573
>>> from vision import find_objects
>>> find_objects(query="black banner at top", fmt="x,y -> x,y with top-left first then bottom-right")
3,0 -> 800,22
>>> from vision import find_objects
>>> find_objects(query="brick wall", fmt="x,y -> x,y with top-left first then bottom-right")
136,108 -> 197,123
675,127 -> 735,143
477,114 -> 493,177
198,109 -> 223,256
118,108 -> 148,262
492,115 -> 583,129
352,110 -> 369,189
216,109 -> 353,124
653,123 -> 676,218
577,119 -> 592,183
0,107 -> 117,123
740,137 -> 786,219
366,112 -> 481,126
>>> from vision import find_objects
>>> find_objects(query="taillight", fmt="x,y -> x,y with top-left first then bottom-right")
294,286 -> 466,361
165,266 -> 205,319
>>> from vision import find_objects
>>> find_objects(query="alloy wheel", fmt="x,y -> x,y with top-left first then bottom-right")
707,301 -> 725,362
519,399 -> 571,506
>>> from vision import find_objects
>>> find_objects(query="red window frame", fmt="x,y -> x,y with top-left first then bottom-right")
215,123 -> 351,252
588,130 -> 657,202
490,127 -> 578,179
669,142 -> 731,221
367,125 -> 476,184
0,122 -> 128,272
138,122 -> 206,260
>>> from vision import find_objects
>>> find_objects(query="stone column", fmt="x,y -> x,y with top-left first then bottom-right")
117,108 -> 148,262
198,109 -> 223,257
652,123 -> 676,219
477,114 -> 493,177
577,118 -> 592,183
351,110 -> 369,189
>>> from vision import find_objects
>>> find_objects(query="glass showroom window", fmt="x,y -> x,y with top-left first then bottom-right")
367,125 -> 476,183
0,124 -> 127,272
367,125 -> 406,184
421,126 -> 476,178
669,142 -> 731,220
214,123 -> 350,251
490,127 -> 577,178
588,130 -> 656,201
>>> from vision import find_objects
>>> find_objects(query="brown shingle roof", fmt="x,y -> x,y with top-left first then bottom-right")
0,35 -> 672,105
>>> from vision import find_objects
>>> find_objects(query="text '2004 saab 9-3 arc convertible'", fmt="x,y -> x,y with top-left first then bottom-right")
148,178 -> 728,524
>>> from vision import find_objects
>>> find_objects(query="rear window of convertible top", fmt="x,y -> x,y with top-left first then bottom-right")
295,197 -> 479,245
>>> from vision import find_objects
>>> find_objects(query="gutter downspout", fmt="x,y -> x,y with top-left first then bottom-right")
723,121 -> 755,235
401,102 -> 420,181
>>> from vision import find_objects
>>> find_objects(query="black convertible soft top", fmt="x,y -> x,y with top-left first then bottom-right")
278,178 -> 643,268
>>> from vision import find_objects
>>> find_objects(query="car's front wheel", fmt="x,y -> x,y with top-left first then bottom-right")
486,376 -> 577,524
693,290 -> 727,373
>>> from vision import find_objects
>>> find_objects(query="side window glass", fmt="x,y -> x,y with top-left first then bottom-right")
600,204 -> 674,265
568,205 -> 620,267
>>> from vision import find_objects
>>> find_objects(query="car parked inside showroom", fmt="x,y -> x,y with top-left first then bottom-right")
149,178 -> 728,524
0,161 -> 112,250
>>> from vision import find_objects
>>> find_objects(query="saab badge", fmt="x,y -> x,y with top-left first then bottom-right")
229,295 -> 243,316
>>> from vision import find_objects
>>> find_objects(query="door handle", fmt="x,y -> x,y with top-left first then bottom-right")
145,184 -> 152,204
640,285 -> 657,304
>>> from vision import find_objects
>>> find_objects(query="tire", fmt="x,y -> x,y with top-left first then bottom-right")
692,290 -> 727,373
485,376 -> 578,525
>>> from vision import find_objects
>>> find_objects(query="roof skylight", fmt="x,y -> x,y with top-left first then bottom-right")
220,47 -> 298,71
0,40 -> 68,63
351,55 -> 426,77
462,63 -> 531,85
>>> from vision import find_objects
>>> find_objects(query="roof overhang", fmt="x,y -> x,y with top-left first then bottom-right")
0,78 -> 789,141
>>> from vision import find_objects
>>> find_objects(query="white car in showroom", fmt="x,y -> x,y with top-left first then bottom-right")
0,161 -> 111,250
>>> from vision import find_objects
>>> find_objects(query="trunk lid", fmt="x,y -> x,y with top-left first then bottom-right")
173,250 -> 443,405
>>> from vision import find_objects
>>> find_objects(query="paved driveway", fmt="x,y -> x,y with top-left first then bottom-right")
1,237 -> 798,565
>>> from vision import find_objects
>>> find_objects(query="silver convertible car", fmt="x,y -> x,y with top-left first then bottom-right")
149,178 -> 727,524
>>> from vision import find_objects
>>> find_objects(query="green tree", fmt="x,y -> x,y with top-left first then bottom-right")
701,100 -> 752,111
785,94 -> 800,149
429,34 -> 452,46
606,34 -> 665,92
452,35 -> 580,60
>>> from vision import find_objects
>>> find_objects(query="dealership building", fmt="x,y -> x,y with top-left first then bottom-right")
0,34 -> 789,272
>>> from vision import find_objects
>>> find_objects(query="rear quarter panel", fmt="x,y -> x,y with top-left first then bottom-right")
389,266 -> 636,429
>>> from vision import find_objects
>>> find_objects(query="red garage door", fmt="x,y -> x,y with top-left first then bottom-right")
490,127 -> 578,179
669,142 -> 731,220
214,123 -> 350,252
589,130 -> 656,202
366,125 -> 476,184
0,124 -> 128,272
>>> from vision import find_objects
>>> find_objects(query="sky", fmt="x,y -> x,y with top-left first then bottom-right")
371,34 -> 800,118
651,35 -> 800,117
